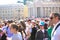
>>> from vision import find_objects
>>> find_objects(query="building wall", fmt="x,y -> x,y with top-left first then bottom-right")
28,0 -> 60,18
0,4 -> 24,20
34,0 -> 60,18
23,5 -> 28,18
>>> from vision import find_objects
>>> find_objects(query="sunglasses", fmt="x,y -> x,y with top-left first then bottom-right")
50,17 -> 54,19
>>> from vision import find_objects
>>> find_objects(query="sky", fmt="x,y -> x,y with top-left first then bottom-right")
0,0 -> 24,5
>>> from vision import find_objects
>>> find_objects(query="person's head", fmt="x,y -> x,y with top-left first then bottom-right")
31,20 -> 36,25
44,23 -> 48,29
50,13 -> 60,24
10,24 -> 18,34
36,21 -> 39,25
27,19 -> 31,24
7,20 -> 13,27
20,21 -> 26,30
39,21 -> 45,30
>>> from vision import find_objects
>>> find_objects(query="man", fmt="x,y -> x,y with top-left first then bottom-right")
31,20 -> 37,40
50,13 -> 60,40
35,21 -> 48,40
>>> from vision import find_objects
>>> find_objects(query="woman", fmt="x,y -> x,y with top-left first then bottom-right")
18,21 -> 26,40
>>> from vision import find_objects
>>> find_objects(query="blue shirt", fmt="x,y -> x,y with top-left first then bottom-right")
2,26 -> 13,37
6,27 -> 13,37
12,32 -> 22,40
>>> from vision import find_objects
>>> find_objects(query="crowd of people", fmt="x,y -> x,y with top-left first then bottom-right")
0,13 -> 60,40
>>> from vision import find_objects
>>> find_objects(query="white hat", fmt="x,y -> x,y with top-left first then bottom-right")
31,20 -> 35,22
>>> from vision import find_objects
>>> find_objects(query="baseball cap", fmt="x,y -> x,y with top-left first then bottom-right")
39,21 -> 45,26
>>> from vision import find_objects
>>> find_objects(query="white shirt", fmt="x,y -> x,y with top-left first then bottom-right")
25,22 -> 32,34
51,21 -> 60,40
42,29 -> 44,33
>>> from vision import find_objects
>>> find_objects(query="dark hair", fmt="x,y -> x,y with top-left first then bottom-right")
11,24 -> 18,31
44,23 -> 48,29
7,20 -> 13,24
53,13 -> 60,20
20,21 -> 26,30
27,19 -> 31,22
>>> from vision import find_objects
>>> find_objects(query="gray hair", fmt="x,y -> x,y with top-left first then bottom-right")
53,13 -> 60,20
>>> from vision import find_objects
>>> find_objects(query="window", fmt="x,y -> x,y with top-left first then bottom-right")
2,11 -> 4,13
5,11 -> 7,13
17,10 -> 20,12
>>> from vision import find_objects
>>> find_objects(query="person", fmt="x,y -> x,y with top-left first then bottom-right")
35,21 -> 48,40
47,20 -> 54,40
30,20 -> 37,40
18,21 -> 27,40
10,24 -> 22,40
35,20 -> 40,30
0,28 -> 7,40
44,19 -> 49,30
25,19 -> 32,40
50,13 -> 60,40
2,20 -> 13,38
